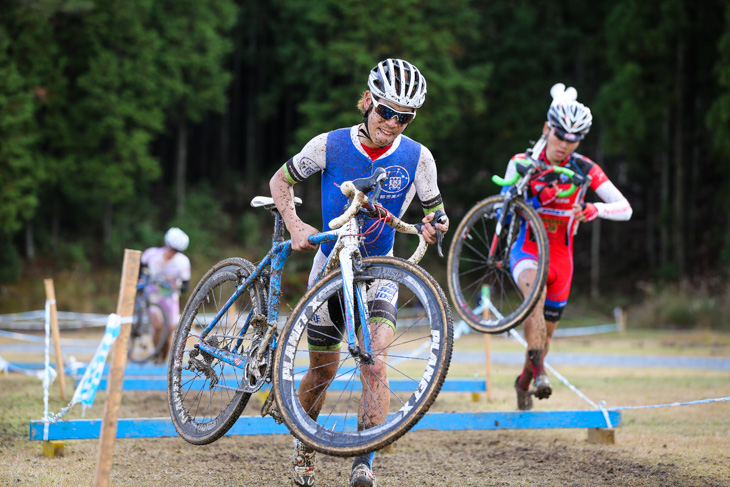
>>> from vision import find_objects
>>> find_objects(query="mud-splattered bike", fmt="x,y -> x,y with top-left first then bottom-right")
167,168 -> 453,457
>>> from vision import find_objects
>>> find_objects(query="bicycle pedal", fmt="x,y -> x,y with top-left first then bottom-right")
268,405 -> 284,424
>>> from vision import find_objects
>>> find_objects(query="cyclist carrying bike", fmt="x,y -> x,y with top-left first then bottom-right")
139,227 -> 191,363
270,58 -> 449,487
506,84 -> 632,410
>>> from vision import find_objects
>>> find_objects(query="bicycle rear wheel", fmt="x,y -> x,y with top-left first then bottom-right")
167,257 -> 267,445
447,195 -> 549,334
273,256 -> 453,457
128,299 -> 168,363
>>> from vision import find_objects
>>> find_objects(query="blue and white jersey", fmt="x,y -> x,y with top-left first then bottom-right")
283,125 -> 444,257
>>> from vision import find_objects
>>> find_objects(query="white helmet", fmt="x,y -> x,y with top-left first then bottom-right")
368,58 -> 427,109
164,227 -> 189,252
547,83 -> 592,142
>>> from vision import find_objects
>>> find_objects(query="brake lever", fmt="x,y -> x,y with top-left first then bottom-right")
434,209 -> 447,258
570,173 -> 586,186
415,209 -> 447,258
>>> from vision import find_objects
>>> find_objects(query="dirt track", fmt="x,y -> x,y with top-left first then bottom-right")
2,330 -> 729,486
5,427 -> 727,486
3,386 -> 729,487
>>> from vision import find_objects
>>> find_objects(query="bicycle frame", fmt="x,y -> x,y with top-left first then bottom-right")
489,153 -> 591,259
194,204 -> 378,373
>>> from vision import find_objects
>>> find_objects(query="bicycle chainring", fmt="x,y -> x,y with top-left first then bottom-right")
240,337 -> 272,393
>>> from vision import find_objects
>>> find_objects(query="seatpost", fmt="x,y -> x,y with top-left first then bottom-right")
272,210 -> 286,244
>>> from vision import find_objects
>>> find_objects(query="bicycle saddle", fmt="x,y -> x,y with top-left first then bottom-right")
251,196 -> 302,210
348,167 -> 387,203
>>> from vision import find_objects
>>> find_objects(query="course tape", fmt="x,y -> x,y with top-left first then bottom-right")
507,328 -> 614,427
0,310 -> 109,330
0,356 -> 49,378
609,396 -> 730,411
507,328 -> 730,427
388,306 -> 480,367
0,329 -> 100,346
551,323 -> 619,337
41,313 -> 124,439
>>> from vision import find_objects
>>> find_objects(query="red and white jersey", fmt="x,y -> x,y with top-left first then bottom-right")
505,149 -> 632,247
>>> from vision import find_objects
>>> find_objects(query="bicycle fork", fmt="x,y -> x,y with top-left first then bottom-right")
489,198 -> 518,267
340,250 -> 375,364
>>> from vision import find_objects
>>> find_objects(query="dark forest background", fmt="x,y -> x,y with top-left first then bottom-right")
2,0 -> 730,327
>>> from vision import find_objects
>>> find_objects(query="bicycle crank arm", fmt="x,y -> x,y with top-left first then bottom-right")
260,387 -> 284,424
253,321 -> 278,363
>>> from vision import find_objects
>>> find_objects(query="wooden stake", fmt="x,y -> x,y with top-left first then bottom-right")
618,308 -> 627,336
93,249 -> 141,487
44,279 -> 67,401
613,307 -> 627,336
481,286 -> 492,403
587,427 -> 615,445
483,334 -> 492,402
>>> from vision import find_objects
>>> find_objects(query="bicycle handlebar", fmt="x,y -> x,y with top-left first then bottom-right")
327,172 -> 446,263
138,273 -> 175,292
491,156 -> 583,197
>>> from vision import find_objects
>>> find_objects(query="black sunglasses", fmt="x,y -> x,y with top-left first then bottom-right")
551,125 -> 582,142
371,96 -> 416,125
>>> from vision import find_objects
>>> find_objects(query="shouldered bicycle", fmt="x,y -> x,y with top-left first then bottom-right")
446,147 -> 589,334
167,168 -> 453,457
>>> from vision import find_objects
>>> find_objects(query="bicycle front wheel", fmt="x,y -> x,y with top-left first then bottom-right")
447,195 -> 549,334
273,256 -> 453,457
167,257 -> 267,445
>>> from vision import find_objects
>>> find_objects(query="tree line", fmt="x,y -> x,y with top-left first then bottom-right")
1,0 -> 729,297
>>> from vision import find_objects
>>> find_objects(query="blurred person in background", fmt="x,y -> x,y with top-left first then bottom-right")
139,227 -> 191,363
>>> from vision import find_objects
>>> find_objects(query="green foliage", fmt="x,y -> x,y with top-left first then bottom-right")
630,281 -> 730,330
168,182 -> 231,260
238,211 -> 264,252
56,240 -> 92,273
264,0 -> 490,154
596,0 -> 682,164
105,193 -> 162,259
150,0 -> 236,122
0,27 -> 41,236
707,5 -> 730,160
1,0 -> 730,310
0,234 -> 23,282
60,0 -> 165,206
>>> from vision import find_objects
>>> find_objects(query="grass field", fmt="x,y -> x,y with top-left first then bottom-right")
0,328 -> 728,486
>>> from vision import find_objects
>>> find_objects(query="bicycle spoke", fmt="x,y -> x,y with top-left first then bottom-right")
168,258 -> 266,445
448,196 -> 549,333
276,257 -> 452,456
